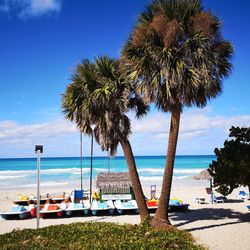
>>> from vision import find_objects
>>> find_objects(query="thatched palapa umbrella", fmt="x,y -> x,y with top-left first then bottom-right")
193,169 -> 214,204
96,172 -> 132,199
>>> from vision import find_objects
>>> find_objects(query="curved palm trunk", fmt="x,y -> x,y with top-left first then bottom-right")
151,109 -> 181,227
121,140 -> 149,222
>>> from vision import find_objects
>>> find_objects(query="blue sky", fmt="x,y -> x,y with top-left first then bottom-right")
0,0 -> 249,158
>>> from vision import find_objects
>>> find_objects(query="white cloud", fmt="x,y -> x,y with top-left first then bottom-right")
0,119 -> 76,141
131,111 -> 250,141
0,111 -> 250,158
128,111 -> 250,155
0,119 -> 78,157
0,0 -> 62,18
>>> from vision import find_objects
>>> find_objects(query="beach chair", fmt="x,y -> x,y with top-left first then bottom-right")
194,197 -> 206,204
206,187 -> 224,203
237,191 -> 249,200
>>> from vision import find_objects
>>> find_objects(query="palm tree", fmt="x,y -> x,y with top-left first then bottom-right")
62,56 -> 149,222
122,0 -> 233,227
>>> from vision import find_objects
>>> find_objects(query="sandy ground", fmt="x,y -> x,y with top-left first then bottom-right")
0,183 -> 249,250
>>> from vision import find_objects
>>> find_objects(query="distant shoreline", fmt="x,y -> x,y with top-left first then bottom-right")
0,154 -> 215,160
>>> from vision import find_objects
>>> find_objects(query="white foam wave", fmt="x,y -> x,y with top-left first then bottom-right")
174,168 -> 204,174
138,168 -> 204,175
42,168 -> 79,174
140,175 -> 192,182
140,176 -> 163,181
0,170 -> 35,175
72,168 -> 106,175
173,175 -> 190,180
0,175 -> 29,180
21,181 -> 69,188
0,168 -> 86,177
138,168 -> 164,174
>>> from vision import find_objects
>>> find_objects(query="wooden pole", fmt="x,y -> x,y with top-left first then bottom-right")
80,132 -> 83,190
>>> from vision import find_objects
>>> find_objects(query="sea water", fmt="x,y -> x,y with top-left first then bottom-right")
0,155 -> 215,190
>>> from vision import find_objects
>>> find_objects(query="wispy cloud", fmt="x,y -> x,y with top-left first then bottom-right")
0,119 -> 78,157
129,110 -> 250,155
0,0 -> 62,18
131,111 -> 250,140
0,119 -> 76,142
0,111 -> 250,157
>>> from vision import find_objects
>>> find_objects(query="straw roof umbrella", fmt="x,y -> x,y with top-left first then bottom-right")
193,169 -> 212,181
96,172 -> 132,196
96,172 -> 131,189
193,169 -> 214,204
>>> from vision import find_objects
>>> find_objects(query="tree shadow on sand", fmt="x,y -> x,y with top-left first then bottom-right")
169,207 -> 250,232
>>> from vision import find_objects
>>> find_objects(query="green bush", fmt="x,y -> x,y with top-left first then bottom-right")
0,222 -> 204,249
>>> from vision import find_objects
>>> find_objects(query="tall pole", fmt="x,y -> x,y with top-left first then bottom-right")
35,145 -> 43,229
89,130 -> 94,202
80,132 -> 83,190
37,150 -> 40,229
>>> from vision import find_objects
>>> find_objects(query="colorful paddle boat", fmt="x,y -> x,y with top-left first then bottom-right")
12,194 -> 31,206
90,200 -> 115,215
30,203 -> 64,218
0,205 -> 31,220
64,200 -> 90,216
146,198 -> 159,210
168,198 -> 189,212
114,200 -> 138,215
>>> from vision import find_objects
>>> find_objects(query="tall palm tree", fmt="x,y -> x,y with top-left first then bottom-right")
62,56 -> 149,222
122,0 -> 233,227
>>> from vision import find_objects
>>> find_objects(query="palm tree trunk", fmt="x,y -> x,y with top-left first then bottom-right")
121,140 -> 149,222
151,109 -> 181,227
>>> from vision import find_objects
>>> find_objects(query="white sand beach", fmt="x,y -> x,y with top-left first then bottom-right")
0,182 -> 249,250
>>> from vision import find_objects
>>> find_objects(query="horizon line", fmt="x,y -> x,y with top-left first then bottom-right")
0,154 -> 215,160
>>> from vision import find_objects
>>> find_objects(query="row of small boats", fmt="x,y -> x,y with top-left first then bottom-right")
1,200 -> 139,219
0,192 -> 189,220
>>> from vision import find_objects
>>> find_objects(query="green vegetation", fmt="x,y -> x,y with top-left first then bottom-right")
0,222 -> 203,250
122,0 -> 233,225
209,126 -> 250,196
61,0 -> 233,229
61,56 -> 149,221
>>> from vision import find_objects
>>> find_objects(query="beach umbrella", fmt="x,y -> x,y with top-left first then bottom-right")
193,169 -> 214,204
193,169 -> 212,181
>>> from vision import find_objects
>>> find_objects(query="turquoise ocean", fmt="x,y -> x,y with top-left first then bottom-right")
0,155 -> 215,190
